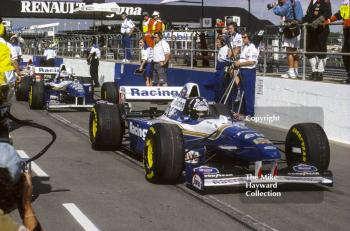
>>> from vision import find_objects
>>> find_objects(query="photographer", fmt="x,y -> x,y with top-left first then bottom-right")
224,22 -> 242,59
0,143 -> 42,231
302,0 -> 332,81
270,0 -> 303,79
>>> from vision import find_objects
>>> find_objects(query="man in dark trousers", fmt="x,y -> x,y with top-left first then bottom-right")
325,0 -> 350,84
302,0 -> 332,81
88,40 -> 101,87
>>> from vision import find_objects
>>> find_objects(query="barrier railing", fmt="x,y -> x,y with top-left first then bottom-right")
22,23 -> 349,81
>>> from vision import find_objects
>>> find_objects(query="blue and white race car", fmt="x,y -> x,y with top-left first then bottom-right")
29,65 -> 94,110
89,83 -> 333,191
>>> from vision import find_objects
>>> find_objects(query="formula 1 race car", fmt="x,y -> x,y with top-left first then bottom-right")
29,65 -> 94,110
89,83 -> 333,191
15,66 -> 59,101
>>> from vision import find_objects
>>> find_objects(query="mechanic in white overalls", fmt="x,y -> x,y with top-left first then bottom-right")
121,12 -> 135,63
234,32 -> 259,117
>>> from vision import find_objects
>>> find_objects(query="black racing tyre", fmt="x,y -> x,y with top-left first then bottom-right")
29,81 -> 45,110
285,123 -> 330,172
89,103 -> 123,150
16,76 -> 31,101
143,123 -> 184,184
209,103 -> 231,118
101,82 -> 118,104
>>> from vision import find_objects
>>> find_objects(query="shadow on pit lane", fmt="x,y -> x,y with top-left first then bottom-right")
32,176 -> 70,201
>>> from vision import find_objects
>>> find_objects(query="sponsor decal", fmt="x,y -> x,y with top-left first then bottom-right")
185,150 -> 200,164
253,137 -> 272,145
35,67 -> 59,74
171,97 -> 186,111
130,88 -> 179,97
129,122 -> 147,140
204,173 -> 234,178
292,164 -> 318,173
193,166 -> 219,174
20,1 -> 142,16
211,178 -> 241,185
264,146 -> 277,150
192,174 -> 203,190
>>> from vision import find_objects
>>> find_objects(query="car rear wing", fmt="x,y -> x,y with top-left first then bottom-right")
119,86 -> 183,103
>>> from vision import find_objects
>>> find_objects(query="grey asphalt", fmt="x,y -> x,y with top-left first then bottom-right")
9,99 -> 350,231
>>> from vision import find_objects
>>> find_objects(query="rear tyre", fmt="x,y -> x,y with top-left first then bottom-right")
285,123 -> 330,172
16,76 -> 31,101
89,103 -> 123,150
143,123 -> 184,184
101,82 -> 118,104
29,81 -> 45,110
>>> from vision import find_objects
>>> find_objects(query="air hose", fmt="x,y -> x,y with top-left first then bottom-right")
5,111 -> 56,164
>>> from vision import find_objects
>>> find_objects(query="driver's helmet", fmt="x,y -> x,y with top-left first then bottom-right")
187,97 -> 209,119
59,70 -> 70,80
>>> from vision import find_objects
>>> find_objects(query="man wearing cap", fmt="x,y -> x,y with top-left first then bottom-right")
152,11 -> 165,34
121,12 -> 135,63
0,143 -> 42,230
142,11 -> 155,48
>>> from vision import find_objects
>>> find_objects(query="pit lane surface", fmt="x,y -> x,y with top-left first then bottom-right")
9,99 -> 350,231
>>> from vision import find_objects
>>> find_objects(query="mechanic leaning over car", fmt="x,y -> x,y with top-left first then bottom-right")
152,32 -> 171,86
88,39 -> 101,88
301,0 -> 332,81
233,31 -> 259,117
324,0 -> 350,84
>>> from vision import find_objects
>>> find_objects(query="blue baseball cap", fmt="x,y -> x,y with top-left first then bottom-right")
0,143 -> 22,183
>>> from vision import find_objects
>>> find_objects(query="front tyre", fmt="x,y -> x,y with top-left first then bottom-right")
89,103 -> 123,150
101,82 -> 118,104
285,123 -> 330,172
29,81 -> 45,110
143,123 -> 184,184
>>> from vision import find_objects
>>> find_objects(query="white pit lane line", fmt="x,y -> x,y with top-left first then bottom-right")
17,150 -> 49,177
63,203 -> 100,231
49,110 -> 279,231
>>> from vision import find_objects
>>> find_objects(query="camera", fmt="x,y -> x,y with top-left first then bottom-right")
267,2 -> 279,10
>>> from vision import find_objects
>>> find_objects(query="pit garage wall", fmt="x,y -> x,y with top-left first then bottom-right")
24,56 -> 350,144
255,77 -> 350,145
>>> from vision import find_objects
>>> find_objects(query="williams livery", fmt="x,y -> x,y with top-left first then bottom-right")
89,83 -> 333,191
28,64 -> 94,110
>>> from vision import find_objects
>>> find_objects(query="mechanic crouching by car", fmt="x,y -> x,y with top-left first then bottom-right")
0,143 -> 43,231
234,32 -> 259,117
302,0 -> 332,81
325,0 -> 350,84
152,32 -> 171,86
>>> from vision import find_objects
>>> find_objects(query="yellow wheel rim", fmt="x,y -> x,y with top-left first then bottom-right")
91,108 -> 98,138
145,138 -> 155,179
146,139 -> 154,168
29,85 -> 32,106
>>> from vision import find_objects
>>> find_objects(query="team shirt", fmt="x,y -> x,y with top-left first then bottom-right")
0,37 -> 18,61
121,18 -> 135,34
217,45 -> 230,62
239,43 -> 259,69
90,46 -> 101,59
43,48 -> 56,60
230,33 -> 243,49
141,47 -> 153,63
153,39 -> 170,63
